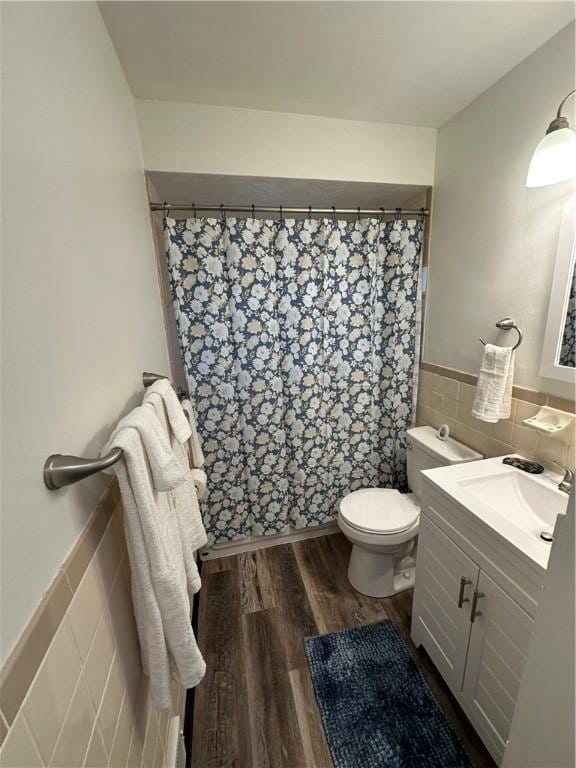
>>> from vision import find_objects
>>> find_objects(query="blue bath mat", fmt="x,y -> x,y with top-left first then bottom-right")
304,620 -> 474,768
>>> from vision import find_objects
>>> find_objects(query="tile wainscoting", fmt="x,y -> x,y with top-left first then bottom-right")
0,482 -> 185,768
416,363 -> 576,468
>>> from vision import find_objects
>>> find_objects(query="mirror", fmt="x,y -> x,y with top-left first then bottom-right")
541,201 -> 576,383
558,262 -> 575,368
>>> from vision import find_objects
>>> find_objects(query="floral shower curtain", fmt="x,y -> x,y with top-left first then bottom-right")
165,215 -> 424,546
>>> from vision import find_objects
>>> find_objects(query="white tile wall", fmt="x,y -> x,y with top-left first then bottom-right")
0,504 -> 187,768
416,369 -> 575,467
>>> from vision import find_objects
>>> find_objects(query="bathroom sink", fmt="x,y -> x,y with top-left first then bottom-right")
458,470 -> 565,538
421,455 -> 569,569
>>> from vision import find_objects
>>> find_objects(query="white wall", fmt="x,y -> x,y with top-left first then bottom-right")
136,99 -> 437,185
425,23 -> 575,399
1,2 -> 169,660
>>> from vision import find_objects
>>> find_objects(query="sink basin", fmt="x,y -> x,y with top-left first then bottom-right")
422,455 -> 569,569
458,470 -> 566,539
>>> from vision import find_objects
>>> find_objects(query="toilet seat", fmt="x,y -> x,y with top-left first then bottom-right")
339,488 -> 419,535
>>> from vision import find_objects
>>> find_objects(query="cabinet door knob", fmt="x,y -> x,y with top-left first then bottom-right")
457,576 -> 472,608
470,589 -> 485,623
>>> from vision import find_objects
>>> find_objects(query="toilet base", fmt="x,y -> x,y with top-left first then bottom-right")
347,542 -> 415,598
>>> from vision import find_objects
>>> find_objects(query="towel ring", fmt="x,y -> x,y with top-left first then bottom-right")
479,318 -> 522,351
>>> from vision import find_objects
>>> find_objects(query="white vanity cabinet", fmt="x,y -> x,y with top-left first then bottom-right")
461,569 -> 534,759
411,519 -> 479,693
411,478 -> 544,766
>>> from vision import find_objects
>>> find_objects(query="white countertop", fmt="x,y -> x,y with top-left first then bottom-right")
422,456 -> 569,570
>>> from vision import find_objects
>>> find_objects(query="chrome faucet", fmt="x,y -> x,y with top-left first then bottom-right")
553,461 -> 574,495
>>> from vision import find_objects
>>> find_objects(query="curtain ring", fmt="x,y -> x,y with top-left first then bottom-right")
331,205 -> 336,222
251,204 -> 255,221
308,205 -> 312,220
279,204 -> 283,223
395,207 -> 401,222
162,202 -> 168,219
357,206 -> 361,222
220,203 -> 226,223
378,207 -> 384,225
192,202 -> 197,219
419,207 -> 426,223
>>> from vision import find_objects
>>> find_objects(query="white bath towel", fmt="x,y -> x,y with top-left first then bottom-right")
106,405 -> 187,491
143,388 -> 207,567
472,344 -> 515,423
181,398 -> 205,469
101,409 -> 206,709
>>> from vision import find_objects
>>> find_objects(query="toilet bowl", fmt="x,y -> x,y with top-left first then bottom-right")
338,426 -> 483,598
338,488 -> 420,597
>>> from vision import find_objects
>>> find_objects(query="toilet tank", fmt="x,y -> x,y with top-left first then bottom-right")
406,426 -> 483,500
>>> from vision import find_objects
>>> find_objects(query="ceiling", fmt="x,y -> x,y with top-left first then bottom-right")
100,1 -> 574,128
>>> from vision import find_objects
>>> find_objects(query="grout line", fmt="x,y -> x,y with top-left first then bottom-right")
65,543 -> 124,679
82,607 -> 116,714
21,712 -> 46,768
46,666 -> 85,767
14,615 -> 81,753
109,688 -> 128,764
95,648 -> 119,761
150,710 -> 162,768
62,570 -> 75,595
124,674 -> 149,768
81,716 -> 100,768
139,695 -> 155,768
125,719 -> 137,768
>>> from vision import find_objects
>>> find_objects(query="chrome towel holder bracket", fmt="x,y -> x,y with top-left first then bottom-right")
479,317 -> 523,351
43,372 -> 169,490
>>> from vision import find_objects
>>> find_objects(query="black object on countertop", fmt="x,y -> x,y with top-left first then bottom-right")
503,457 -> 545,474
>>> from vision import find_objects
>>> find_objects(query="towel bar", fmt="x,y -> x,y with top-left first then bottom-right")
142,371 -> 168,387
479,317 -> 522,351
43,448 -> 124,491
43,372 -> 169,490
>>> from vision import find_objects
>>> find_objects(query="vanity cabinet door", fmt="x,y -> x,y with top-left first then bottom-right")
462,570 -> 535,764
411,517 -> 479,693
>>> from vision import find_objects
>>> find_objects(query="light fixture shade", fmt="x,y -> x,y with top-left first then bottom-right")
526,127 -> 576,187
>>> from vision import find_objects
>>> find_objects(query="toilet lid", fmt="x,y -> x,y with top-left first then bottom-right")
340,488 -> 419,534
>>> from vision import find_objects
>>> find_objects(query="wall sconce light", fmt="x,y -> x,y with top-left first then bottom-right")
526,89 -> 576,188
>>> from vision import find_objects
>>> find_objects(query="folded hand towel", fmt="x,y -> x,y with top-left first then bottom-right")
144,379 -> 191,444
102,416 -> 206,709
472,344 -> 515,423
181,399 -> 205,469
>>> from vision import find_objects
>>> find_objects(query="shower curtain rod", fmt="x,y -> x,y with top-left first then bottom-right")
150,203 -> 429,217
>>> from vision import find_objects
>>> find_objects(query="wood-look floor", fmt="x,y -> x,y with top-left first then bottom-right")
192,533 -> 496,768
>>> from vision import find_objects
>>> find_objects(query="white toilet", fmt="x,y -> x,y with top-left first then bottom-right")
338,426 -> 482,598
